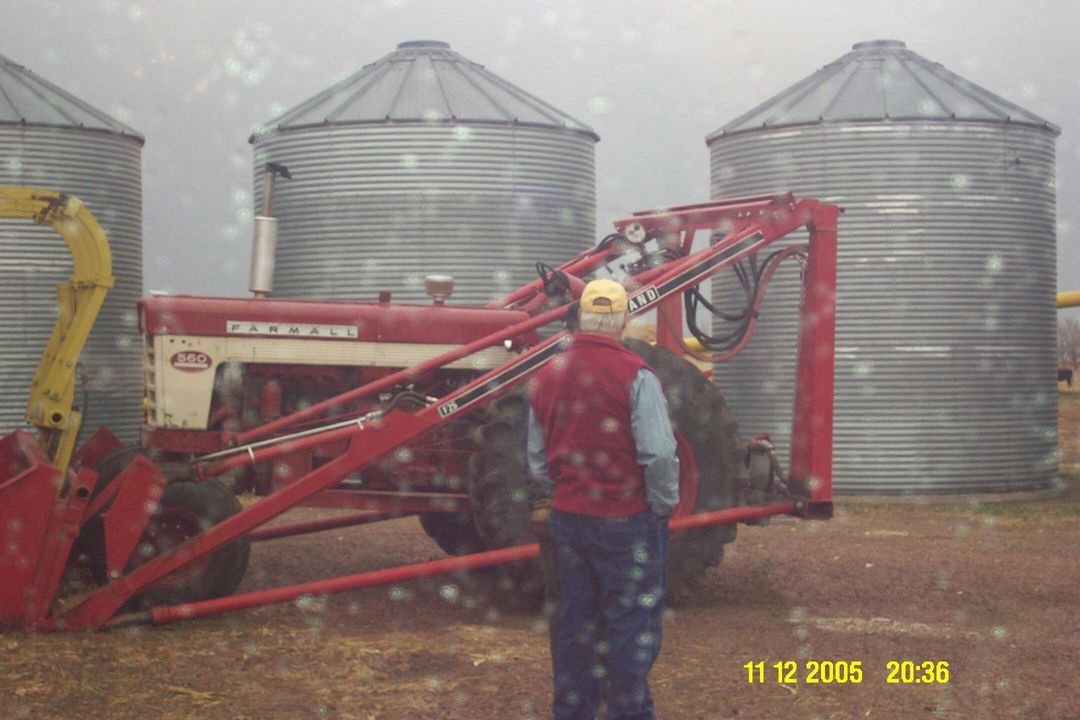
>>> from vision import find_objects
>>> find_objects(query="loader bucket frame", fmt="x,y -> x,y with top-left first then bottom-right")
2,193 -> 837,631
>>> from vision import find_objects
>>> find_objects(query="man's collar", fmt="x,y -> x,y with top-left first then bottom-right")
570,332 -> 626,350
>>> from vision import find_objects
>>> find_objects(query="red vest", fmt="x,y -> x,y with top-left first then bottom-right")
528,333 -> 651,517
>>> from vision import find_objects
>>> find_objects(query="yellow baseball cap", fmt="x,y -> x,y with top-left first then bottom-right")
580,278 -> 628,314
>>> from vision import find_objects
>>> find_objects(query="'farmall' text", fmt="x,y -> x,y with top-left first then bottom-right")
227,321 -> 359,339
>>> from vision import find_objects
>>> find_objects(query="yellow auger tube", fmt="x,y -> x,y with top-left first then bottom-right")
0,187 -> 114,473
1058,292 -> 1080,309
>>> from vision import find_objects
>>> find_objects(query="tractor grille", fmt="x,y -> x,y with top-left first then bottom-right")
142,336 -> 157,424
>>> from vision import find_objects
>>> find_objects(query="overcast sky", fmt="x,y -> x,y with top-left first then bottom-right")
3,0 -> 1078,313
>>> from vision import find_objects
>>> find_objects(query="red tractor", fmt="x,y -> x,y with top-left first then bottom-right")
0,188 -> 836,630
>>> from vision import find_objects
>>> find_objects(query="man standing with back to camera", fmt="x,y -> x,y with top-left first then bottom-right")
526,278 -> 680,720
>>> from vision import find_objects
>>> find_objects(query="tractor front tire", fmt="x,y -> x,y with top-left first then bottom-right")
131,479 -> 251,608
75,445 -> 183,581
83,477 -> 251,609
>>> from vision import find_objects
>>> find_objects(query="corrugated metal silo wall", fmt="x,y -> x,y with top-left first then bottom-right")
0,127 -> 143,442
252,124 -> 596,304
710,121 -> 1057,493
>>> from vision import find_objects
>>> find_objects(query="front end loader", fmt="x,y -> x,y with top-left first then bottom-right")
0,189 -> 838,631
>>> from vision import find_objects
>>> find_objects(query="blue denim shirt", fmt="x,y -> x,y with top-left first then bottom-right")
527,368 -> 680,516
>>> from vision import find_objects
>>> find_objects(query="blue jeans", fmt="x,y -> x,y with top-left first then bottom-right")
548,508 -> 669,720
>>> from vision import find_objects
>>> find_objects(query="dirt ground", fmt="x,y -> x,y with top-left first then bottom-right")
4,394 -> 1080,720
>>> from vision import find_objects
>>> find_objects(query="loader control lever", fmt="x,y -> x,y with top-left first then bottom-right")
536,262 -> 585,309
536,262 -> 569,295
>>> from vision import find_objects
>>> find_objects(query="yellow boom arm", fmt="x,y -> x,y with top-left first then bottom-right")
0,187 -> 114,472
1058,292 -> 1080,309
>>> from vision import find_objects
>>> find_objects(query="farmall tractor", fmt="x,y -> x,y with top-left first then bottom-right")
0,185 -> 837,631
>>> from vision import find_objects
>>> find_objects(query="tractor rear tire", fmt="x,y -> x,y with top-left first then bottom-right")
468,340 -> 741,605
468,391 -> 546,603
621,338 -> 742,602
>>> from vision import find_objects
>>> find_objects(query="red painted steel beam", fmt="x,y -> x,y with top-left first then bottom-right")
127,502 -> 797,628
629,193 -> 792,218
788,204 -> 838,517
302,490 -> 468,513
616,193 -> 799,234
250,511 -> 394,542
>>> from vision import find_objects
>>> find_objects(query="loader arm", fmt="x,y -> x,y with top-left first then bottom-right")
53,194 -> 838,630
0,187 -> 114,473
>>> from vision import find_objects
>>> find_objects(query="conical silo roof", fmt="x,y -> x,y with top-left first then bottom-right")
0,52 -> 143,141
713,39 -> 1059,137
258,40 -> 597,139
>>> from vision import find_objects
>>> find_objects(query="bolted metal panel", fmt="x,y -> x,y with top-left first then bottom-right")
0,126 -> 143,442
709,119 -> 1058,494
252,121 -> 596,305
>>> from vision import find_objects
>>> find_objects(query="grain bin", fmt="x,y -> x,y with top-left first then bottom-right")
708,40 -> 1059,493
0,53 -> 143,441
251,40 -> 597,305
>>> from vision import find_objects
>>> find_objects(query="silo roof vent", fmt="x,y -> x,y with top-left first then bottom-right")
851,39 -> 906,51
713,39 -> 1058,137
396,40 -> 451,50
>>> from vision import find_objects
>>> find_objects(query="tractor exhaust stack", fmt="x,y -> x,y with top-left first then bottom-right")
250,162 -> 291,298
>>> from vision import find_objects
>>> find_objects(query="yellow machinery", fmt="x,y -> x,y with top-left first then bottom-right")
1058,292 -> 1080,309
0,187 -> 114,473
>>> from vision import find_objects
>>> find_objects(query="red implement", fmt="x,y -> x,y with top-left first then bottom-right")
1,193 -> 838,631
